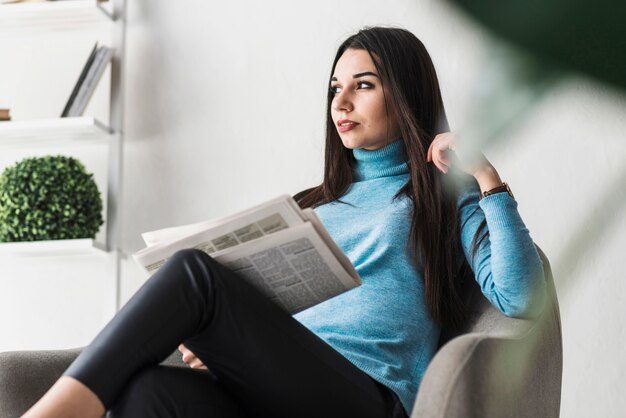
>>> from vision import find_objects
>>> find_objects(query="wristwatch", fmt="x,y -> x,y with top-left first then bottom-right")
480,182 -> 514,200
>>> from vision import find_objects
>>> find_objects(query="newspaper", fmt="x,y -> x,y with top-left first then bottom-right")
140,194 -> 305,247
133,195 -> 361,314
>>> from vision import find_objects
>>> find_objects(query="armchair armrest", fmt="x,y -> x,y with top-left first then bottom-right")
0,348 -> 185,418
411,248 -> 562,418
0,348 -> 81,418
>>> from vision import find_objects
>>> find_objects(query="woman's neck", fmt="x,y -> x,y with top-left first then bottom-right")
352,139 -> 409,181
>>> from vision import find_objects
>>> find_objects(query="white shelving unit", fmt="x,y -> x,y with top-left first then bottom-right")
0,116 -> 112,147
0,0 -> 126,308
0,0 -> 114,33
0,238 -> 107,258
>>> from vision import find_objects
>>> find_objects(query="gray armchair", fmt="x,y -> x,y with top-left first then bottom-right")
0,249 -> 561,418
412,247 -> 562,417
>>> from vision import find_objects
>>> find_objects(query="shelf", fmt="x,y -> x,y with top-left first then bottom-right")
2,0 -> 124,310
0,0 -> 114,35
0,116 -> 113,147
0,238 -> 108,258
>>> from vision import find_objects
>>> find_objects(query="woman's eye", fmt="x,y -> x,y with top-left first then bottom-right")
329,81 -> 372,95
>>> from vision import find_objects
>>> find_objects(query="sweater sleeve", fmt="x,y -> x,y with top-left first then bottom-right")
457,181 -> 547,318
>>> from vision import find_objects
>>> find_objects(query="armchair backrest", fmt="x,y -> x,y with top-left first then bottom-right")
413,247 -> 563,418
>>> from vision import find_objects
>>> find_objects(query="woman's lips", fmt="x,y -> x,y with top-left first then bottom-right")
337,121 -> 359,133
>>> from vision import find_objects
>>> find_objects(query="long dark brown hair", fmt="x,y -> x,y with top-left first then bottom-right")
294,26 -> 484,329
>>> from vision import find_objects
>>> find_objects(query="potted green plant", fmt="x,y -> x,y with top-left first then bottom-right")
0,155 -> 104,242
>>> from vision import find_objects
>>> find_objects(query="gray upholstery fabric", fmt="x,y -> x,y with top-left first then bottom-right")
0,349 -> 185,418
0,348 -> 81,418
412,248 -> 562,417
0,250 -> 561,418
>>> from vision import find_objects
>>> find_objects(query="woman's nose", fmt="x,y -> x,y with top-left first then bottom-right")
333,94 -> 353,113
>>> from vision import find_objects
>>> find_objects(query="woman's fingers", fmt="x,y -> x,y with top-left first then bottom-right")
435,158 -> 449,174
189,359 -> 209,370
188,356 -> 207,369
432,151 -> 448,173
181,349 -> 194,364
179,344 -> 208,369
427,132 -> 492,176
427,132 -> 457,174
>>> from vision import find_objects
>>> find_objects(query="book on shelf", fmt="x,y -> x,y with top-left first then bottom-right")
133,194 -> 361,315
61,42 -> 113,118
0,108 -> 10,121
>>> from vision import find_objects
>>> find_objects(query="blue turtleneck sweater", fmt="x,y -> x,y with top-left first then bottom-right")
293,139 -> 547,415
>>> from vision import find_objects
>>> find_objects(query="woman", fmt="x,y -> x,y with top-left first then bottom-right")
23,26 -> 546,418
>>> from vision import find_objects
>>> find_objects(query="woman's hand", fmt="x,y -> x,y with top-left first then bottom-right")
426,131 -> 503,191
178,344 -> 208,370
426,131 -> 488,176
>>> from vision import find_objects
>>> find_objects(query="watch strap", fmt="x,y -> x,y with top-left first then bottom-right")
480,182 -> 514,200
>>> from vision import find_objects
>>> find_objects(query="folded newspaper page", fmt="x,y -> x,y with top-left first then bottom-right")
133,195 -> 361,314
141,194 -> 305,247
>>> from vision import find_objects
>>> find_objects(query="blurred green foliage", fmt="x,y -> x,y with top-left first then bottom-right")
0,156 -> 104,242
450,0 -> 626,92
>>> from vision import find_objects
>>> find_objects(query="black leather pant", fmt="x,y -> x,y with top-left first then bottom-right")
64,249 -> 407,418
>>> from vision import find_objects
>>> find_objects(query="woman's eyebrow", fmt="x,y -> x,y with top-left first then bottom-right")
331,71 -> 379,81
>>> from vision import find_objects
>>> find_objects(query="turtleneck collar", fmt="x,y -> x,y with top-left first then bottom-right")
352,139 -> 409,181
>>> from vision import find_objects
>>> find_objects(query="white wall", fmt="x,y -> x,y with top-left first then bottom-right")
1,1 -> 624,417
0,252 -> 116,351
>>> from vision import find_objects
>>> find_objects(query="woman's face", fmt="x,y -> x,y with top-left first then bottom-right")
330,48 -> 401,151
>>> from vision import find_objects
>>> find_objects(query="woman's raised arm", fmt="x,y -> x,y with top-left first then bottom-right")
428,132 -> 547,318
